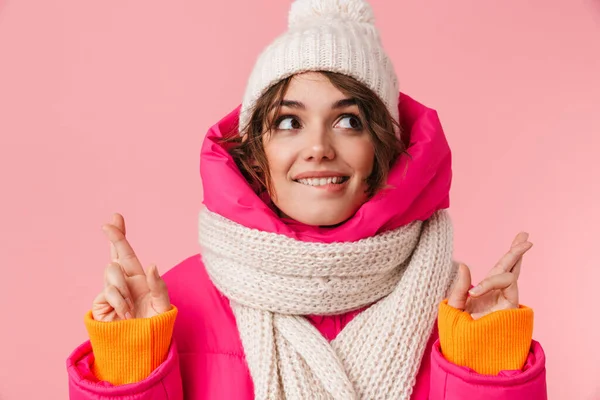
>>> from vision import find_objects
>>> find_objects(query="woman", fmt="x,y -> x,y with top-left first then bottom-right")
67,0 -> 547,399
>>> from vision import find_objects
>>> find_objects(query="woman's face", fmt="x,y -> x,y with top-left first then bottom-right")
263,72 -> 375,226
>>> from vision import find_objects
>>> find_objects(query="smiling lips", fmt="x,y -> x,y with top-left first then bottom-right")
296,176 -> 347,186
292,172 -> 350,192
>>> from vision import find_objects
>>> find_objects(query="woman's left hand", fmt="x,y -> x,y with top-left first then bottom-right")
447,232 -> 533,320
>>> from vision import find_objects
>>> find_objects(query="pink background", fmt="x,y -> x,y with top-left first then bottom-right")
1,0 -> 599,399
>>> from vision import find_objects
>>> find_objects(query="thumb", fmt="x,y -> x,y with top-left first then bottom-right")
447,263 -> 472,310
146,264 -> 172,314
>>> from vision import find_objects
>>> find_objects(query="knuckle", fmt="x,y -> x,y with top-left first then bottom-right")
105,263 -> 124,281
104,284 -> 115,295
105,261 -> 120,273
114,236 -> 129,249
105,285 -> 123,304
115,284 -> 130,298
120,252 -> 137,262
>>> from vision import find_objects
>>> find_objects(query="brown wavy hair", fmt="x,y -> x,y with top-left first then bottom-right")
223,71 -> 407,198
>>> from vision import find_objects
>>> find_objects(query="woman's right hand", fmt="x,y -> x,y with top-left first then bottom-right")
92,213 -> 172,321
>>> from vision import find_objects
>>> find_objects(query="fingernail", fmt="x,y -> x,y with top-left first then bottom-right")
125,311 -> 132,320
469,285 -> 482,295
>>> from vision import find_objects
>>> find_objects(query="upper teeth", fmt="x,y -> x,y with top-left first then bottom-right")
297,177 -> 344,186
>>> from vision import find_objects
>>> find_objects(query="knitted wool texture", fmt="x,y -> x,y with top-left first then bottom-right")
238,0 -> 400,137
198,208 -> 457,400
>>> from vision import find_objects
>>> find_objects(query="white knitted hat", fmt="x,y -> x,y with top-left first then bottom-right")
238,0 -> 399,135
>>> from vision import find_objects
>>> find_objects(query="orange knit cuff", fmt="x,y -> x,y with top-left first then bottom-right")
84,306 -> 178,385
437,299 -> 533,375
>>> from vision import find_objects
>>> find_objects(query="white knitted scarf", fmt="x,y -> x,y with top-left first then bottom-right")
198,208 -> 456,400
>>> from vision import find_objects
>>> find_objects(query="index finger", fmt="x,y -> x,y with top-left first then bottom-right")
102,224 -> 145,276
487,240 -> 532,277
109,213 -> 127,261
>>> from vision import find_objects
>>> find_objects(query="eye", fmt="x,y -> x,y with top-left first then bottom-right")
336,114 -> 363,130
275,116 -> 302,130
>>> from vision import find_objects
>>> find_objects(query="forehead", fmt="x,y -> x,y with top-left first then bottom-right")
284,72 -> 349,106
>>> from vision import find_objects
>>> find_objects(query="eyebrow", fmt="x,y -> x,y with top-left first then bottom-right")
332,98 -> 358,109
276,98 -> 358,110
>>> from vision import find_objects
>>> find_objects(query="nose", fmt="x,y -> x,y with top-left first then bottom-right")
300,125 -> 335,162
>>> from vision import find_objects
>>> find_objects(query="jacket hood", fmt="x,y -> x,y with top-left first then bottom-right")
199,92 -> 452,243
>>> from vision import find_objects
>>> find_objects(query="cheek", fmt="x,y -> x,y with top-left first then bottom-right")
264,142 -> 294,180
346,141 -> 375,177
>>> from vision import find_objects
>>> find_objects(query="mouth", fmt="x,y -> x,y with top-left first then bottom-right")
293,176 -> 350,187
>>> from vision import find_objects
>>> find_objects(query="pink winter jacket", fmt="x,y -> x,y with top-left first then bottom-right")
66,93 -> 547,399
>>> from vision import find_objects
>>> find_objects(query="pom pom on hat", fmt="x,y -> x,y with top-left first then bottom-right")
288,0 -> 376,29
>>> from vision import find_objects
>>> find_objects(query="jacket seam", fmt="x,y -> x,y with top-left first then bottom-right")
161,379 -> 170,399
